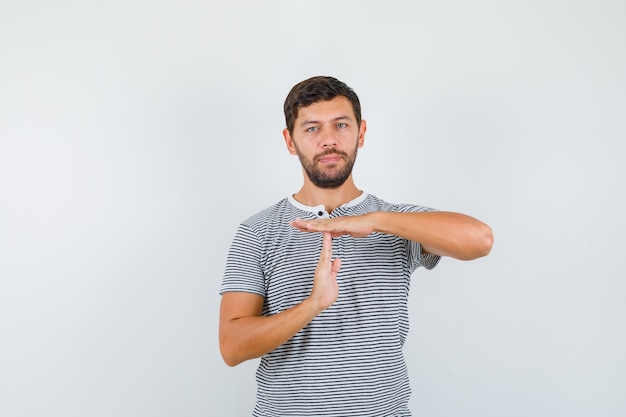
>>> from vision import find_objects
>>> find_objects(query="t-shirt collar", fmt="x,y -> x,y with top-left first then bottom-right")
288,192 -> 369,217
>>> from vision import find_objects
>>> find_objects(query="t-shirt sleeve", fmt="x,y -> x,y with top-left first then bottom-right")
220,223 -> 266,297
396,204 -> 442,273
406,238 -> 441,272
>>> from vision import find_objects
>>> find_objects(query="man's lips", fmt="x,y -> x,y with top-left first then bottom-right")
319,155 -> 342,163
317,153 -> 344,163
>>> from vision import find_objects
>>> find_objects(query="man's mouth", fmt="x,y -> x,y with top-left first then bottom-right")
316,150 -> 346,163
318,154 -> 343,163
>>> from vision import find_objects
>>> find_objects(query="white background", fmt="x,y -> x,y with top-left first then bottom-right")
1,1 -> 624,416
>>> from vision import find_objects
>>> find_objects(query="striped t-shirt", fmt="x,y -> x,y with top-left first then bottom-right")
221,192 -> 440,417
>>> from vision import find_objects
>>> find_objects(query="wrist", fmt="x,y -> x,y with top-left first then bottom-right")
301,296 -> 325,318
367,211 -> 383,234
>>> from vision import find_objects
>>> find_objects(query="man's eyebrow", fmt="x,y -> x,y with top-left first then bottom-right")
299,115 -> 352,127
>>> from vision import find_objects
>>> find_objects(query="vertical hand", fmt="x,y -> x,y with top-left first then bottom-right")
308,232 -> 341,313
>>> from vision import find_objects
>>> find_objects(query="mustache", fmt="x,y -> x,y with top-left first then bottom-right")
314,148 -> 348,162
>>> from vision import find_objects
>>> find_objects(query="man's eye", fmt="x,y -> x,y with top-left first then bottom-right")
337,122 -> 347,128
307,126 -> 318,132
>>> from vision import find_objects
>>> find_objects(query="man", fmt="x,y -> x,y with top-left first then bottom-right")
219,76 -> 493,416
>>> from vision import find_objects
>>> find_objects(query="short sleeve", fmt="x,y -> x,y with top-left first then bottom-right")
395,204 -> 442,273
220,223 -> 266,296
406,239 -> 441,273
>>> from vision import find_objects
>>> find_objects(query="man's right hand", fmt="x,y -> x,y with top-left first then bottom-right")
308,232 -> 342,313
219,232 -> 341,367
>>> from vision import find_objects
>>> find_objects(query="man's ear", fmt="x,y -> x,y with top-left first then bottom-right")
357,119 -> 367,148
283,128 -> 298,155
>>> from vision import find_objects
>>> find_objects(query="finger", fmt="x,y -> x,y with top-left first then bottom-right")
305,220 -> 323,231
290,218 -> 316,232
320,232 -> 333,262
289,218 -> 303,229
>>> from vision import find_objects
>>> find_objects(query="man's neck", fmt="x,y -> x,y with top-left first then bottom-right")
292,176 -> 362,213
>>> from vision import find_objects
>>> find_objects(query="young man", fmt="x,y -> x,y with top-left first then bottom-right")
219,76 -> 493,416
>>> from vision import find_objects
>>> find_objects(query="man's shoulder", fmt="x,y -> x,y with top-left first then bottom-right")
239,198 -> 296,230
358,193 -> 436,213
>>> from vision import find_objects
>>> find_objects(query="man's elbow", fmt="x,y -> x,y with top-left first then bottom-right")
475,224 -> 494,258
457,224 -> 493,260
220,341 -> 244,367
222,355 -> 242,368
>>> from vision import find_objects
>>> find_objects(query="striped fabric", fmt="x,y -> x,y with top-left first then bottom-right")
221,193 -> 440,417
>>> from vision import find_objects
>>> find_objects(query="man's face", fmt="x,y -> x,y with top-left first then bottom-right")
283,96 -> 366,189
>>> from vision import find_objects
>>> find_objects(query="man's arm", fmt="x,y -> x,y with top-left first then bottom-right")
219,232 -> 341,367
290,211 -> 493,260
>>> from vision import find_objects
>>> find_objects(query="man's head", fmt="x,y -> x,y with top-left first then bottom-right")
284,76 -> 362,136
282,76 -> 366,190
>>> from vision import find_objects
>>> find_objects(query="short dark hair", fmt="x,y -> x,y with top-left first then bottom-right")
283,76 -> 361,135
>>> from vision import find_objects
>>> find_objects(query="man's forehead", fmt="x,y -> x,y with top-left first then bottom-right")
295,96 -> 355,123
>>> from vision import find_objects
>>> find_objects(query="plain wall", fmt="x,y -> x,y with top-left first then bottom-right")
1,1 -> 624,416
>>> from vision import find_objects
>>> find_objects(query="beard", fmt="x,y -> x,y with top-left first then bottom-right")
297,145 -> 358,189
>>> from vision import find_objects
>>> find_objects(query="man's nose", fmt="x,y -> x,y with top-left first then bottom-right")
321,129 -> 337,147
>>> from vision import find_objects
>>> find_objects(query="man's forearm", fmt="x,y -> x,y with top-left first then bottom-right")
220,233 -> 341,367
219,296 -> 322,367
369,211 -> 493,260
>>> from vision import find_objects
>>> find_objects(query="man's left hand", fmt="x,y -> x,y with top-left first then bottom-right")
289,215 -> 375,238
